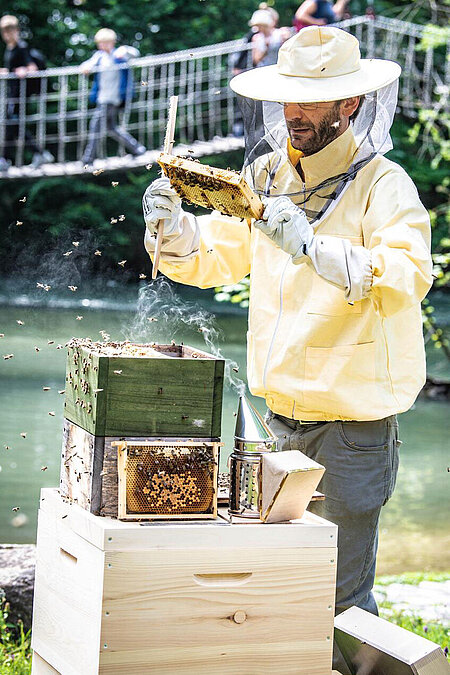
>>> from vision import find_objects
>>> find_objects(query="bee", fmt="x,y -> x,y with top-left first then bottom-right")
47,340 -> 54,345
16,320 -> 24,326
20,432 -> 27,438
141,80 -> 148,86
0,334 -> 4,338
76,316 -> 83,321
118,260 -> 126,267
139,273 -> 147,279
94,388 -> 103,393
40,466 -> 48,471
111,181 -> 119,187
113,370 -> 122,375
232,366 -> 239,373
48,411 -> 56,416
110,217 -> 118,224
3,353 -> 14,360
12,507 -> 20,512
35,346 -> 40,352
4,445 -> 10,449
68,286 -> 78,292
94,250 -> 102,256
145,163 -> 152,170
93,169 -> 104,176
72,241 -> 80,247
147,317 -> 157,322
207,249 -> 213,254
118,215 -> 125,221
58,390 -> 65,395
63,251 -> 73,257
16,221 -> 23,226
56,344 -> 64,350
19,196 -> 26,202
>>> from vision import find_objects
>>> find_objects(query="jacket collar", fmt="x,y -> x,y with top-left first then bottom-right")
287,126 -> 358,187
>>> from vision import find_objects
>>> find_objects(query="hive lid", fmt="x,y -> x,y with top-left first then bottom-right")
234,395 -> 277,443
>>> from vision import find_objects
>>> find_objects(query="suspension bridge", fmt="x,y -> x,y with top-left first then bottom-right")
0,15 -> 448,179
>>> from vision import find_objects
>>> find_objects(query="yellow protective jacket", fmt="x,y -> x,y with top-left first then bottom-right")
147,128 -> 433,421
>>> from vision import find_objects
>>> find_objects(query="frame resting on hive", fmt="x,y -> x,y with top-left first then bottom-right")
115,440 -> 221,520
158,152 -> 264,220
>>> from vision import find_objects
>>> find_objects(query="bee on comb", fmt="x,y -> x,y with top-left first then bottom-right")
157,153 -> 264,220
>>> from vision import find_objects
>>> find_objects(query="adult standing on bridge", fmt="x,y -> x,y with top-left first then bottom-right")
293,0 -> 351,31
80,28 -> 146,166
0,14 -> 54,171
142,26 -> 432,664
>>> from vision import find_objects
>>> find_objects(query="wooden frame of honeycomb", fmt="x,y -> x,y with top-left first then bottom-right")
157,152 -> 264,220
114,440 -> 221,520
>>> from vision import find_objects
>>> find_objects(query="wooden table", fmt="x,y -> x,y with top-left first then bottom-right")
32,488 -> 337,675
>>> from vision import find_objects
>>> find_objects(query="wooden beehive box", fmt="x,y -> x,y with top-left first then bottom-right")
63,340 -> 224,438
59,419 -> 221,519
32,488 -> 337,675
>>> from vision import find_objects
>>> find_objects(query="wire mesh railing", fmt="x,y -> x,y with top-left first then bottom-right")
0,15 -> 447,175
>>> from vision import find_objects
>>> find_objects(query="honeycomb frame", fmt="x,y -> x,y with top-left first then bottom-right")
114,440 -> 220,520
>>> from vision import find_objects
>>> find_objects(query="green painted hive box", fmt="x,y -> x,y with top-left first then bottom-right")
64,339 -> 224,438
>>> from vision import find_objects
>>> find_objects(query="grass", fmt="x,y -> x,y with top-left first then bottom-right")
0,573 -> 448,671
0,602 -> 32,675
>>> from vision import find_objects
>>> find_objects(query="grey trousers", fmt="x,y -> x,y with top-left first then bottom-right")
82,103 -> 142,164
265,411 -> 400,616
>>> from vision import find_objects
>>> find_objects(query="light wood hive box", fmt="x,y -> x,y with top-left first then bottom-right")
32,488 -> 337,675
63,341 -> 224,438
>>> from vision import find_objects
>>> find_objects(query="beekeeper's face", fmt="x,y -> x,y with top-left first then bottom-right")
284,97 -> 359,156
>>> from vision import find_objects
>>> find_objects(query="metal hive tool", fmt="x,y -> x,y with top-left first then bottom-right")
158,152 -> 265,220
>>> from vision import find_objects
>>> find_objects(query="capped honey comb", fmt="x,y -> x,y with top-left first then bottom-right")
115,440 -> 221,520
158,152 -> 264,220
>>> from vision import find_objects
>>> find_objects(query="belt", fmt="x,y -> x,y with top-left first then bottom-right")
273,412 -> 331,429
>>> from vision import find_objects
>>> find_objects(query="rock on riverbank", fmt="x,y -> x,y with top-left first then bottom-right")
0,544 -> 36,631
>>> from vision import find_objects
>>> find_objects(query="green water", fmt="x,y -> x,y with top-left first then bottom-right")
0,294 -> 448,575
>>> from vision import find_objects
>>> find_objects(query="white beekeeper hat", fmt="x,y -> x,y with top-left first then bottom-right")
231,26 -> 401,103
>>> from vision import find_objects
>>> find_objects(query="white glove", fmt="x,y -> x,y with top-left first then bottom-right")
255,196 -> 313,263
255,196 -> 372,301
142,177 -> 182,236
307,235 -> 373,302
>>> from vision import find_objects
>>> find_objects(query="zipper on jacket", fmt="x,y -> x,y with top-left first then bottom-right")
262,256 -> 290,389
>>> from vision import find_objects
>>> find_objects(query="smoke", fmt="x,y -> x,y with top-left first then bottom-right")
123,278 -> 246,395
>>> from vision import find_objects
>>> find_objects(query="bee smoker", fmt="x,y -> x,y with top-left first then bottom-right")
228,395 -> 278,518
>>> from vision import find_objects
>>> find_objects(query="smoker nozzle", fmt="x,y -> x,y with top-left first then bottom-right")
233,395 -> 278,453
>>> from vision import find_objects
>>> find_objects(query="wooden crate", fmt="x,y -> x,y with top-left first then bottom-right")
59,419 -> 220,518
63,341 -> 224,438
32,488 -> 337,675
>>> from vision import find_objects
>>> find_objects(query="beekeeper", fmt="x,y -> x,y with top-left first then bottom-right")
143,27 -> 432,623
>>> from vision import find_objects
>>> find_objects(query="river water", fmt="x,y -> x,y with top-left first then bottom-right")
0,284 -> 448,575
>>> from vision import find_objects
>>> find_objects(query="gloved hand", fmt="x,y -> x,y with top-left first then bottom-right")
255,196 -> 314,263
142,176 -> 182,236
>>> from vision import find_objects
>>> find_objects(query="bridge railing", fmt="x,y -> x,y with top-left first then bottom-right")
0,16 -> 447,170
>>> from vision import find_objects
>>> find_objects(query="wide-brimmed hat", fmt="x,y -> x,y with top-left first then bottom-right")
230,26 -> 401,103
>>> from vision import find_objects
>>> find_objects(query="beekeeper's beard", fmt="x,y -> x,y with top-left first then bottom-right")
286,102 -> 342,156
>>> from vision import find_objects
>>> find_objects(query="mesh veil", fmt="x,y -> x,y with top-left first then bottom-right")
239,80 -> 399,224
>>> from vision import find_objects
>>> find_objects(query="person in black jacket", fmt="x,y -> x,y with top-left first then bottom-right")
0,14 -> 54,170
